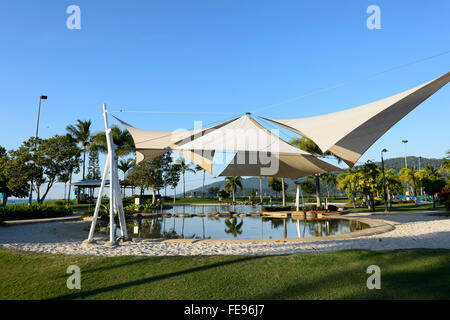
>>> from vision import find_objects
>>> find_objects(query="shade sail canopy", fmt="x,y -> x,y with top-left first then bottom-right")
175,115 -> 310,155
219,151 -> 343,178
260,72 -> 450,167
113,116 -> 236,173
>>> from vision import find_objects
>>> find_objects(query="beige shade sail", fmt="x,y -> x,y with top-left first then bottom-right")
175,115 -> 311,155
219,151 -> 343,178
259,72 -> 450,167
113,116 -> 237,173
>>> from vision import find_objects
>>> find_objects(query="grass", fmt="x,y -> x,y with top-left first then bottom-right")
0,248 -> 449,300
347,202 -> 447,213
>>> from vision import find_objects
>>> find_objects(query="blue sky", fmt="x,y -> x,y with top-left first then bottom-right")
1,0 -> 449,199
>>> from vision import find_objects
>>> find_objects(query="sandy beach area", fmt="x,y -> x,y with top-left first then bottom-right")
0,212 -> 449,256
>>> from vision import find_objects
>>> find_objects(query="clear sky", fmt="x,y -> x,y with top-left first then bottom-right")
1,0 -> 449,199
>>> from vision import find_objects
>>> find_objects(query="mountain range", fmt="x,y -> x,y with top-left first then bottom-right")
185,156 -> 445,197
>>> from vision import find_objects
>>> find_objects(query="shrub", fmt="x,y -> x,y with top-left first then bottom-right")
0,204 -> 72,221
262,206 -> 294,212
445,199 -> 450,211
327,205 -> 339,211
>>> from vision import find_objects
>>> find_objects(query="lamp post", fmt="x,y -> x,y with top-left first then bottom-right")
381,149 -> 388,212
401,139 -> 409,199
402,140 -> 408,168
28,95 -> 48,205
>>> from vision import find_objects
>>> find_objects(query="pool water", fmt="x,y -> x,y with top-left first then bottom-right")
97,205 -> 369,240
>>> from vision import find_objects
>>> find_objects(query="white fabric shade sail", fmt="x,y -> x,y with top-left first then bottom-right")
174,115 -> 310,155
113,116 -> 236,173
115,72 -> 449,177
115,114 -> 340,177
219,151 -> 342,178
260,72 -> 450,167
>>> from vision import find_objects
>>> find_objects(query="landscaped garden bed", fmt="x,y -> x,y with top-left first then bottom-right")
0,204 -> 72,222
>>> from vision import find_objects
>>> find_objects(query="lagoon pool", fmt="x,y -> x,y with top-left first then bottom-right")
98,205 -> 369,240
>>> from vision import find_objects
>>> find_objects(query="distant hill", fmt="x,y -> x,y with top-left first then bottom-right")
185,156 -> 445,198
371,156 -> 443,174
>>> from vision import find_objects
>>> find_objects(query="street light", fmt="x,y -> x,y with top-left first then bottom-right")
381,149 -> 388,212
402,140 -> 408,168
28,95 -> 48,205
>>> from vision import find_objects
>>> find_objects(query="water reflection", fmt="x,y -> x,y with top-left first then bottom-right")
97,205 -> 369,240
224,218 -> 244,238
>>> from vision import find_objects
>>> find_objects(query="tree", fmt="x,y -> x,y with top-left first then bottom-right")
91,125 -> 134,159
160,152 -> 174,197
441,151 -> 450,173
176,158 -> 195,198
218,189 -> 230,199
300,179 -> 316,196
354,161 -> 380,211
258,176 -> 263,203
86,149 -> 101,180
66,120 -> 92,180
268,177 -> 288,205
418,165 -> 446,208
399,167 -> 419,205
195,165 -> 206,198
337,169 -> 358,208
166,163 -> 181,203
63,134 -> 81,204
268,177 -> 282,197
441,151 -> 450,188
290,137 -> 341,206
208,186 -> 220,198
118,158 -> 134,196
320,173 -> 337,199
224,176 -> 243,203
0,146 -> 30,206
379,169 -> 403,209
10,135 -> 81,204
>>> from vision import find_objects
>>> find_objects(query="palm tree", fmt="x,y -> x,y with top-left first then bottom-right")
224,176 -> 243,203
62,133 -> 80,204
118,158 -> 134,196
91,125 -> 134,159
195,165 -> 206,198
399,167 -> 419,205
268,177 -> 288,205
66,119 -> 92,180
290,137 -> 341,206
337,169 -> 358,208
320,173 -> 337,199
176,158 -> 195,198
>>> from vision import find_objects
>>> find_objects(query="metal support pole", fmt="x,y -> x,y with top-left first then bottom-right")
87,158 -> 110,242
295,183 -> 300,212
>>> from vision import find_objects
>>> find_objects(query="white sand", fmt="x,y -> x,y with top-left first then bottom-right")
0,212 -> 449,256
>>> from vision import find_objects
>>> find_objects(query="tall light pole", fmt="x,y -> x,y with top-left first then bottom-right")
401,139 -> 409,198
402,140 -> 408,168
28,95 -> 48,205
381,149 -> 388,212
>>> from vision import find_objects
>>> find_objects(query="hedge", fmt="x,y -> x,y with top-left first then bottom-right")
0,204 -> 72,222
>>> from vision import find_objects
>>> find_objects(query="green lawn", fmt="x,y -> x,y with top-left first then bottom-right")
0,248 -> 449,300
347,202 -> 446,213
